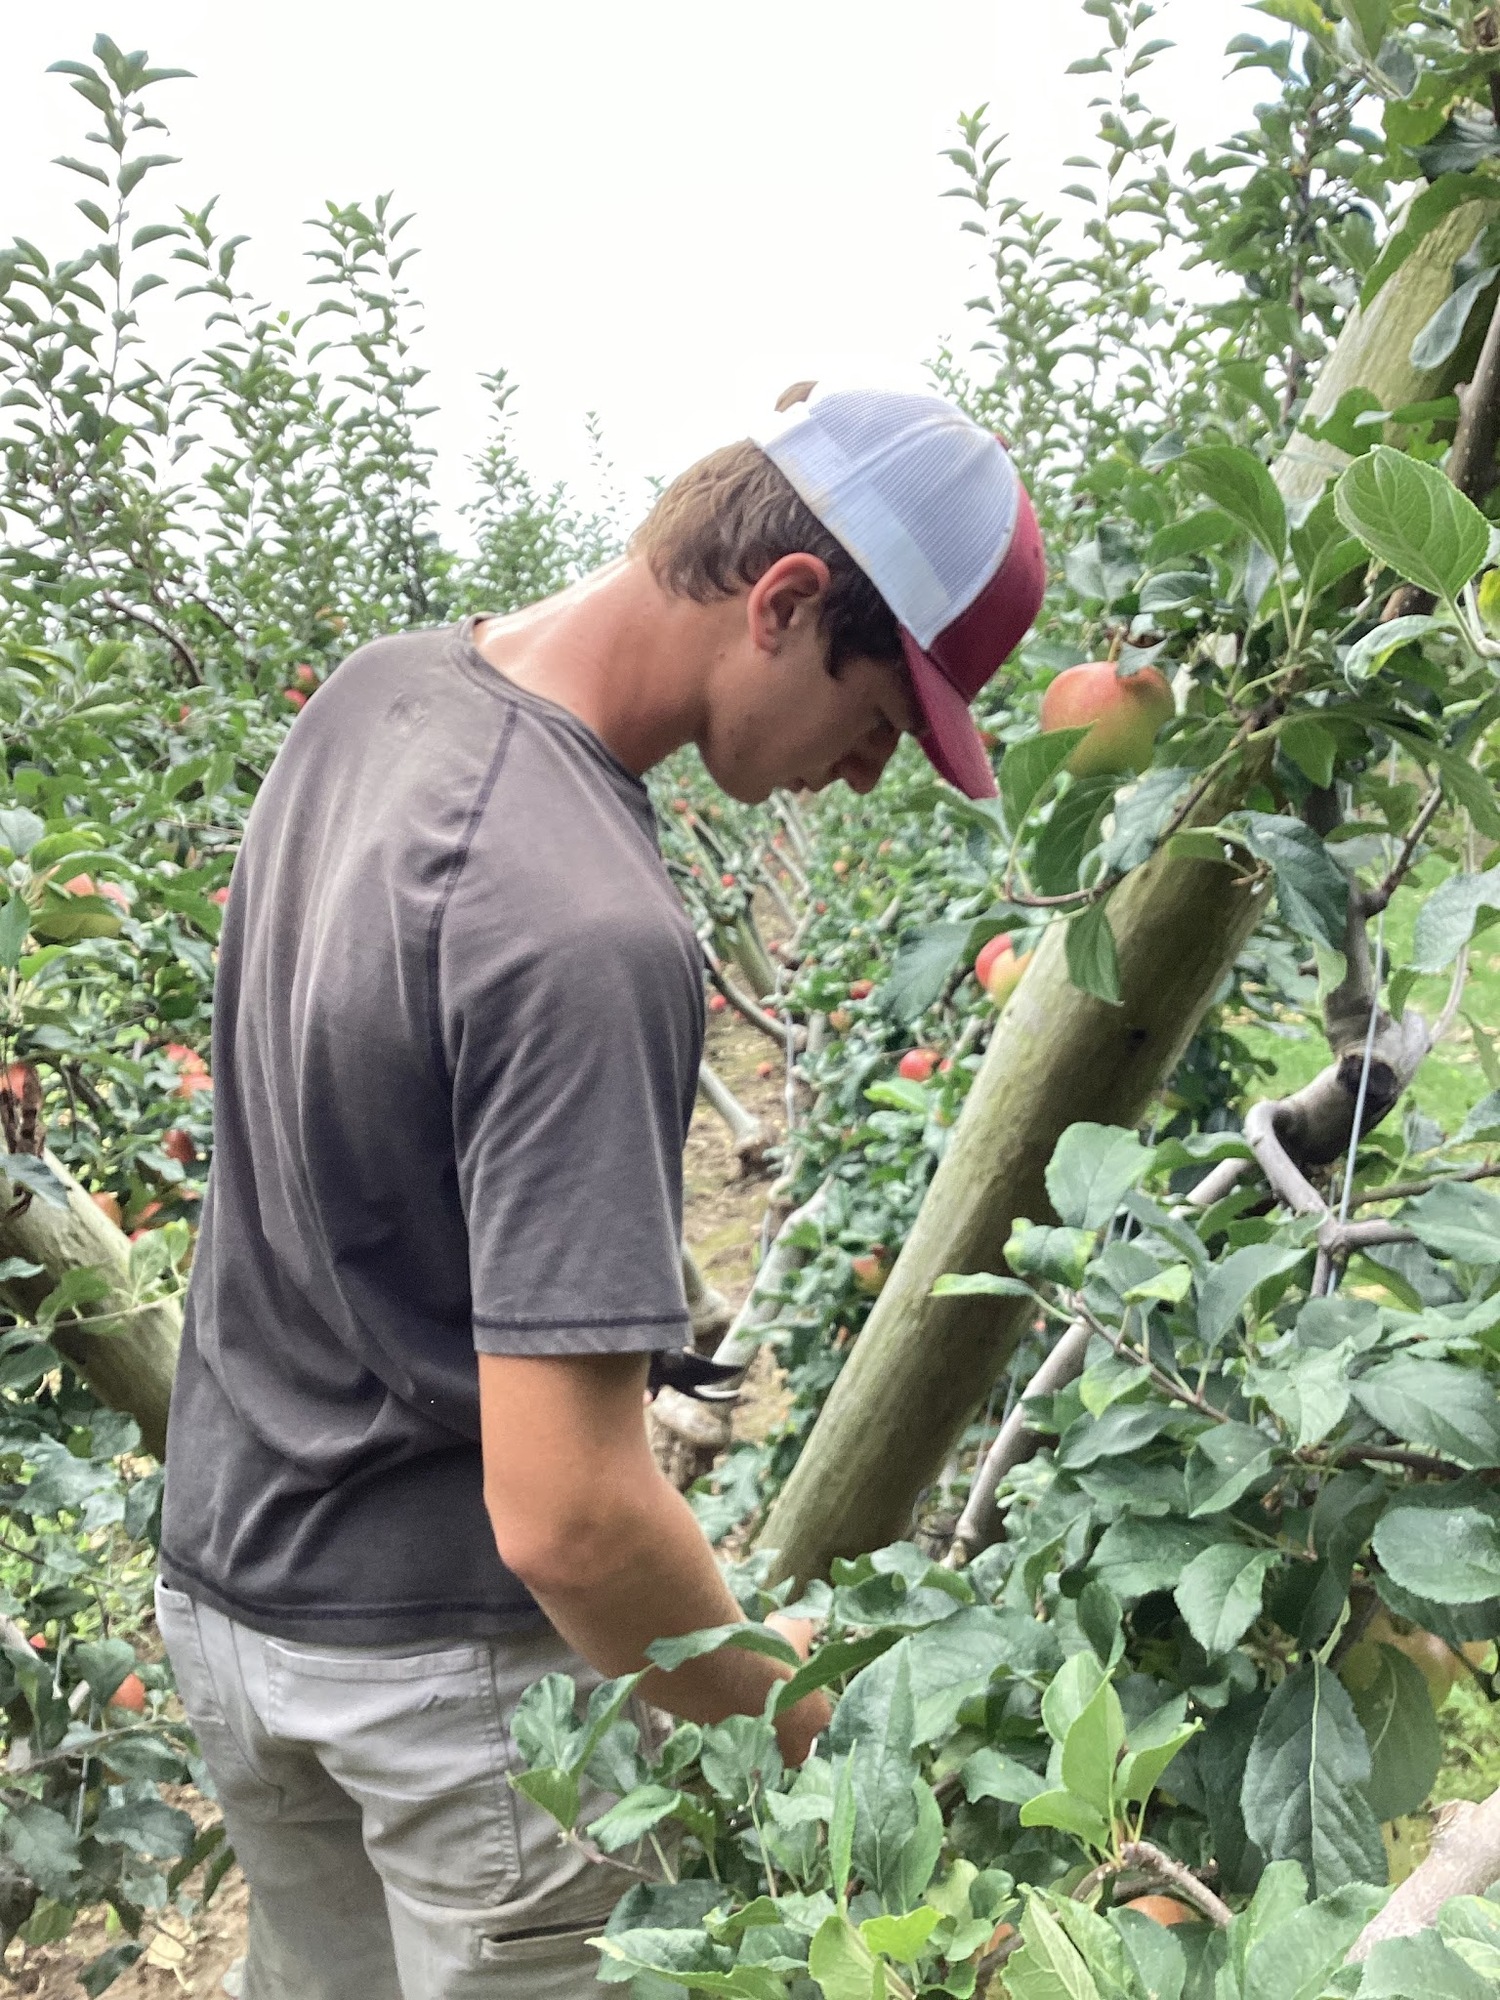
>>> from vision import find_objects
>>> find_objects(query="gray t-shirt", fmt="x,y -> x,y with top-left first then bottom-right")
159,619 -> 704,1643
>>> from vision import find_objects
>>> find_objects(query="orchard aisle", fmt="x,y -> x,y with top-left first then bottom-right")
12,1012 -> 786,2000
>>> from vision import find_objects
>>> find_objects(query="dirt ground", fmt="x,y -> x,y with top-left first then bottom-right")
11,1012 -> 790,1999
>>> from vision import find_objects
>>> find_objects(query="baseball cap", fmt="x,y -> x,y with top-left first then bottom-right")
756,388 -> 1045,799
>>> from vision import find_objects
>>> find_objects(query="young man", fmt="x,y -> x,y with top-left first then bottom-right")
156,389 -> 1044,2000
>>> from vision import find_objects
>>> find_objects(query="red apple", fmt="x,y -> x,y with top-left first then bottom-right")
291,664 -> 319,691
707,993 -> 728,1013
756,1060 -> 776,1079
848,979 -> 874,1001
1122,1896 -> 1195,1927
209,886 -> 230,907
283,687 -> 308,712
91,1190 -> 123,1229
162,1128 -> 196,1167
851,1250 -> 889,1295
975,935 -> 1033,1005
1040,661 -> 1174,777
108,1671 -> 146,1714
721,873 -> 736,888
897,1048 -> 938,1083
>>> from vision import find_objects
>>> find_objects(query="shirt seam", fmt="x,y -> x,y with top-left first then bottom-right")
473,1308 -> 689,1331
158,1544 -> 539,1623
425,697 -> 520,1085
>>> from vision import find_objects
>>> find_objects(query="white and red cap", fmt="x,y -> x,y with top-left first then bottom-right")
757,388 -> 1045,799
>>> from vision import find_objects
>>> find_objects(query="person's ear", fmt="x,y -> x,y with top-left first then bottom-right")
745,554 -> 831,657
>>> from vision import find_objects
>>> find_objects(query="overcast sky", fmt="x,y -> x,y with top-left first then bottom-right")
1,2 -> 1262,525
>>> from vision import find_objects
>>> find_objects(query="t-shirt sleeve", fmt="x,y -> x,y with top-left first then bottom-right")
442,900 -> 704,1357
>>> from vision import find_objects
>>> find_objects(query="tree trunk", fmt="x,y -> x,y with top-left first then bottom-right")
757,840 -> 1270,1582
0,1156 -> 180,1460
755,211 -> 1485,1587
1276,198 -> 1492,503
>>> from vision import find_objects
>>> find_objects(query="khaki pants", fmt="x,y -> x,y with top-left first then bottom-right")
156,1581 -> 647,1999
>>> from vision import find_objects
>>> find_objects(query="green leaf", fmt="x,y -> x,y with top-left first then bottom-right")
1088,1516 -> 1224,1602
1410,263 -> 1500,372
1400,1181 -> 1500,1264
1278,717 -> 1338,789
772,1632 -> 898,1715
1059,1677 -> 1126,1818
1348,1644 -> 1441,1822
960,1747 -> 1046,1805
1353,1356 -> 1500,1467
860,1906 -> 941,1964
91,1797 -> 196,1860
829,1753 -> 855,1904
1230,813 -> 1348,952
1064,900 -> 1121,1005
1017,1787 -> 1112,1852
1412,864 -> 1500,970
586,1785 -> 687,1852
1,1801 -> 84,1900
1032,777 -> 1116,896
808,1912 -> 881,2000
1196,1242 -> 1309,1347
850,1651 -> 920,1908
1241,1662 -> 1385,1893
1180,445 -> 1287,560
509,1766 -> 580,1830
1174,1544 -> 1281,1654
1186,1423 -> 1277,1517
865,1078 -> 930,1115
1357,1929 -> 1493,1999
0,807 -> 46,856
1122,1263 -> 1194,1305
881,923 -> 969,1025
999,731 -> 1091,834
1006,1219 -> 1095,1288
1340,614 -> 1447,683
1372,1488 -> 1500,1602
0,895 -> 31,969
1334,445 -> 1490,609
1117,1719 -> 1200,1807
79,1944 -> 144,1997
930,1270 -> 1035,1299
1004,1896 -> 1104,2000
30,893 -> 122,943
646,1623 -> 800,1673
70,1638 -> 139,1706
1046,1123 -> 1154,1230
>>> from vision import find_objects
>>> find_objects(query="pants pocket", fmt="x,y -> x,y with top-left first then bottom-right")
264,1637 -> 521,1910
476,1915 -> 610,1982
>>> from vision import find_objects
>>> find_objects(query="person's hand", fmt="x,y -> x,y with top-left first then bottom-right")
766,1611 -> 817,1661
766,1611 -> 828,1765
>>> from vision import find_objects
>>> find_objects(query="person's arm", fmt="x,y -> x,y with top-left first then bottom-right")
480,1350 -> 829,1763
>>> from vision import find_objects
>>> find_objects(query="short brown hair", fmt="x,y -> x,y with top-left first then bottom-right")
630,441 -> 902,676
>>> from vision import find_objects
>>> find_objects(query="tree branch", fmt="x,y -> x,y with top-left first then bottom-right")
944,1318 -> 1092,1566
1347,1788 -> 1500,1962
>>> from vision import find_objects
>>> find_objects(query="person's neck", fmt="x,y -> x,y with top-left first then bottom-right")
471,559 -> 715,776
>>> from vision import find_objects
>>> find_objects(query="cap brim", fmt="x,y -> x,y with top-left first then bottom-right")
901,630 -> 997,799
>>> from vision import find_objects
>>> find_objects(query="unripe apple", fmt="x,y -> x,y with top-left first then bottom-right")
91,1190 -> 123,1229
828,1008 -> 853,1033
1341,1610 -> 1492,1710
975,934 -> 1033,1005
897,1048 -> 938,1083
1040,661 -> 1174,778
